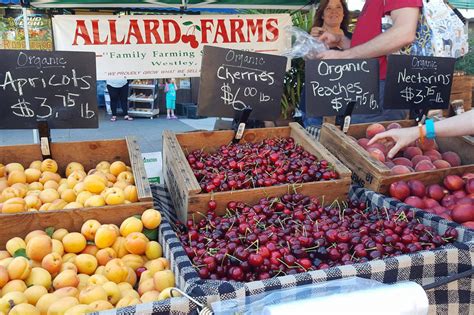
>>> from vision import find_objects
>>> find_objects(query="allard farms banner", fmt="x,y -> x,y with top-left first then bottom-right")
52,14 -> 292,79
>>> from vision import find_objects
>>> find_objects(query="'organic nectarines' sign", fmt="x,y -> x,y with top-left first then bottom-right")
52,14 -> 292,80
0,50 -> 98,129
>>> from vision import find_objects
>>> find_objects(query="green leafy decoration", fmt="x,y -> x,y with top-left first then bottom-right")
45,227 -> 55,238
143,228 -> 158,241
195,25 -> 201,32
183,21 -> 193,26
133,214 -> 142,220
13,248 -> 28,258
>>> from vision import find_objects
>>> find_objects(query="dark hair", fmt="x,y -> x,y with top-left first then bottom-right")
312,0 -> 350,34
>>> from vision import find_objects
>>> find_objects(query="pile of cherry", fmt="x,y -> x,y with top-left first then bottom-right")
389,173 -> 474,228
176,194 -> 458,282
186,137 -> 339,193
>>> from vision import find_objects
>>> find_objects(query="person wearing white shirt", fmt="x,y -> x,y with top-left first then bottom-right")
106,79 -> 133,121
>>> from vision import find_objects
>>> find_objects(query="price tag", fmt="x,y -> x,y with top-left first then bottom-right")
197,46 -> 287,121
305,59 -> 380,116
384,55 -> 456,110
0,50 -> 98,129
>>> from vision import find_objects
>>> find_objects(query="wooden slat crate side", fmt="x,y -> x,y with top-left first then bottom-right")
0,144 -> 43,169
187,177 -> 352,219
126,136 -> 153,202
50,139 -> 130,174
437,135 -> 474,165
0,201 -> 153,249
174,127 -> 291,153
288,123 -> 352,178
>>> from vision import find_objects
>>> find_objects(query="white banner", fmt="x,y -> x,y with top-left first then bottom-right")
52,14 -> 292,80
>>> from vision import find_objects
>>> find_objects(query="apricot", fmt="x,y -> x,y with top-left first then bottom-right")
48,199 -> 68,211
39,171 -> 61,184
38,188 -> 59,204
7,256 -> 31,280
26,235 -> 52,262
6,237 -> 26,256
121,254 -> 144,271
95,161 -> 111,173
366,123 -> 385,139
52,228 -> 69,241
104,259 -> 128,284
79,285 -> 108,304
42,253 -> 63,275
441,151 -> 461,167
138,277 -> 155,295
95,225 -> 118,249
53,269 -> 79,289
83,175 -> 106,194
65,162 -> 84,178
88,274 -> 108,286
120,217 -> 143,237
89,300 -> 114,311
117,171 -> 134,185
145,259 -> 166,274
81,244 -> 99,256
0,265 -> 9,289
113,181 -> 129,191
109,161 -> 127,177
104,187 -> 126,205
122,185 -> 138,202
84,195 -> 106,207
146,241 -> 163,260
24,285 -> 48,305
74,254 -> 98,275
141,290 -> 160,303
415,160 -> 436,172
124,232 -> 148,255
47,296 -> 79,315
64,304 -> 93,315
36,293 -> 60,315
62,232 -> 87,254
80,219 -> 101,241
7,170 -> 26,186
96,248 -> 117,266
2,197 -> 27,213
26,267 -> 52,289
111,236 -> 128,258
141,209 -> 162,229
153,269 -> 175,292
1,279 -> 27,295
64,202 -> 84,209
25,195 -> 42,210
40,159 -> 57,173
28,182 -> 44,191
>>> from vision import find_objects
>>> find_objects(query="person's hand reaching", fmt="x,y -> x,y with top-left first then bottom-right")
368,127 -> 419,159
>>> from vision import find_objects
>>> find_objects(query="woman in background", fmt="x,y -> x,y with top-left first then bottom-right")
165,78 -> 178,119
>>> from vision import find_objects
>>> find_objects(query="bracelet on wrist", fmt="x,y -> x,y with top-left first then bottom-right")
425,119 -> 436,139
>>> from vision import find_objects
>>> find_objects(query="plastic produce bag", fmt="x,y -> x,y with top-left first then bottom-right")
283,26 -> 328,60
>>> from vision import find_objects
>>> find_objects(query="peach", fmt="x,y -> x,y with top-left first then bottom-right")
0,265 -> 8,289
7,256 -> 31,280
84,175 -> 106,194
95,225 -> 118,249
47,296 -> 79,315
387,122 -> 402,130
84,195 -> 106,207
74,254 -> 98,275
109,161 -> 127,177
88,274 -> 108,286
60,189 -> 77,203
403,146 -> 423,160
25,195 -> 42,210
120,217 -> 143,237
79,285 -> 108,304
88,300 -> 114,311
117,171 -> 134,185
415,160 -> 436,172
62,232 -> 87,254
64,304 -> 93,315
24,285 -> 48,305
26,235 -> 52,262
42,253 -> 63,275
121,254 -> 144,271
2,197 -> 27,213
367,142 -> 388,155
433,160 -> 451,169
52,228 -> 69,241
389,181 -> 411,201
146,241 -> 163,260
36,293 -> 60,315
7,170 -> 27,186
367,147 -> 385,163
441,151 -> 461,167
1,279 -> 27,295
65,162 -> 84,178
444,175 -> 464,191
125,232 -> 147,255
153,269 -> 175,292
141,209 -> 162,229
141,290 -> 160,303
39,188 -> 59,204
40,159 -> 58,173
366,123 -> 386,139
6,237 -> 26,256
39,171 -> 61,184
424,149 -> 442,162
416,138 -> 438,151
81,245 -> 98,256
104,259 -> 128,284
411,155 -> 431,167
96,248 -> 117,266
53,270 -> 79,289
392,157 -> 413,168
104,187 -> 126,205
356,138 -> 370,149
26,267 -> 52,289
28,182 -> 44,191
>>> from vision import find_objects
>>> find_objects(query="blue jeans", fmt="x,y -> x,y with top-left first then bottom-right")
300,81 -> 407,127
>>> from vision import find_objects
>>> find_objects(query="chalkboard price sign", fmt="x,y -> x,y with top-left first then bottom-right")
305,59 -> 380,117
384,55 -> 456,110
197,46 -> 287,121
0,50 -> 98,129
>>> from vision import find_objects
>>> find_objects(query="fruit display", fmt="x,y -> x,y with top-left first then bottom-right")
356,123 -> 464,174
0,159 -> 139,214
0,209 -> 177,314
186,137 -> 339,193
176,195 -> 458,282
388,173 -> 474,228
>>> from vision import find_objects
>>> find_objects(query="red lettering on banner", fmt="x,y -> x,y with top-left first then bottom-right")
230,19 -> 248,43
72,20 -> 92,45
266,18 -> 279,42
200,19 -> 214,44
213,20 -> 230,43
247,19 -> 264,42
109,19 -> 125,44
125,20 -> 145,44
144,19 -> 162,44
92,20 -> 108,45
163,20 -> 180,43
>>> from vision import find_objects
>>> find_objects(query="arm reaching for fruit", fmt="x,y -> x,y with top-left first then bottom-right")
368,111 -> 474,159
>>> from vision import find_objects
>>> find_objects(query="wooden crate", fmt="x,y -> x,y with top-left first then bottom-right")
0,137 -> 153,247
320,120 -> 474,194
444,75 -> 473,116
163,122 -> 352,222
